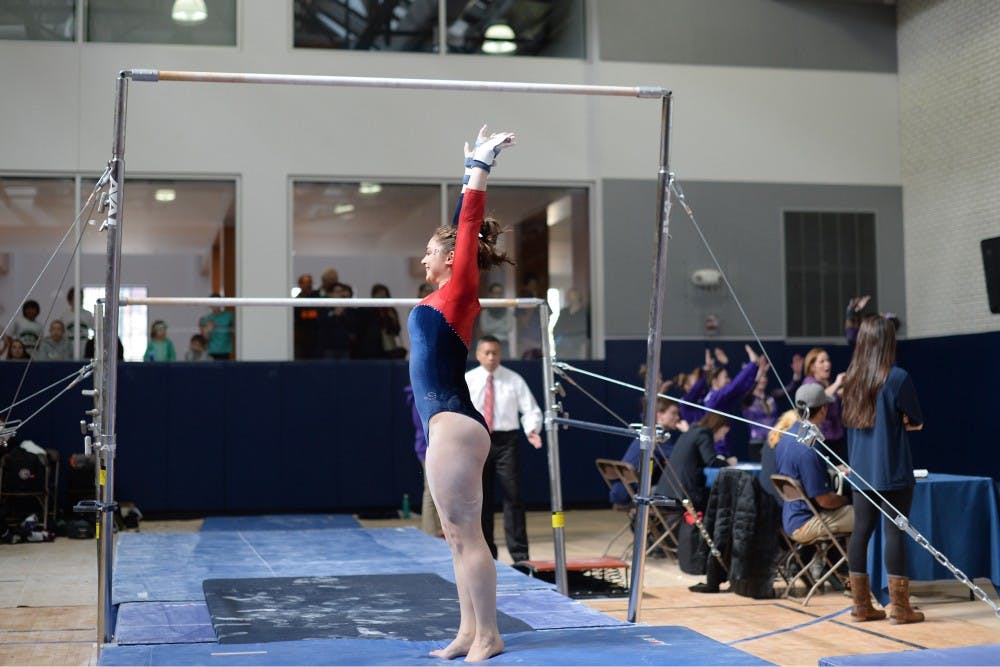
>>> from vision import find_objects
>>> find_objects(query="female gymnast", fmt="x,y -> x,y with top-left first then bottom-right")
407,125 -> 516,661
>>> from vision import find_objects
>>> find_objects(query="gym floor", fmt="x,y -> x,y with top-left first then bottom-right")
1,509 -> 996,666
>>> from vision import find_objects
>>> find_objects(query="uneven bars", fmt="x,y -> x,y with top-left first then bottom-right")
126,69 -> 669,99
93,67 -> 670,628
120,297 -> 545,309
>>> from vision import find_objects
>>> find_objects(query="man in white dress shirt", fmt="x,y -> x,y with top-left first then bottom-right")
465,334 -> 543,563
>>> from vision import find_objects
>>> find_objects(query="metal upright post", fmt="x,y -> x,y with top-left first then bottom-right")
539,303 -> 568,595
90,301 -> 111,644
73,180 -> 82,360
627,93 -> 674,623
96,71 -> 130,646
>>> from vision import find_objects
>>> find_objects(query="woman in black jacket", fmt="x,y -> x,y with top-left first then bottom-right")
656,412 -> 731,512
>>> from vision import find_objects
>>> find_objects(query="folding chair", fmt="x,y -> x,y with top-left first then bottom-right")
594,458 -> 636,559
595,458 -> 681,560
770,474 -> 850,606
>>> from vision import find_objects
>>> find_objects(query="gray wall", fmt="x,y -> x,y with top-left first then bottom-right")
0,1 -> 906,358
602,179 -> 905,339
597,0 -> 897,71
898,0 -> 1000,336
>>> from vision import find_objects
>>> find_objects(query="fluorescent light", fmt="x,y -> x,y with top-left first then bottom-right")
482,39 -> 517,54
172,0 -> 207,24
484,24 -> 515,40
482,23 -> 516,54
5,186 -> 37,198
358,182 -> 382,195
334,203 -> 355,215
154,188 -> 176,202
547,195 -> 572,226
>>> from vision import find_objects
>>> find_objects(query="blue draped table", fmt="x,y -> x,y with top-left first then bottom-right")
704,463 -> 762,488
867,473 -> 1000,604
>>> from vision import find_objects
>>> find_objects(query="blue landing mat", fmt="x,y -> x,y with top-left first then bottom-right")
99,625 -> 773,666
113,588 -> 626,646
113,527 -> 553,604
116,602 -> 217,645
820,644 -> 1000,666
200,514 -> 361,531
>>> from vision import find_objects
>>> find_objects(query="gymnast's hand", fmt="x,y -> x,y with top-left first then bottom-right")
470,126 -> 517,168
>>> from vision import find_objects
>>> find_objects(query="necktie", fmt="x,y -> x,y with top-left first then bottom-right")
483,372 -> 495,432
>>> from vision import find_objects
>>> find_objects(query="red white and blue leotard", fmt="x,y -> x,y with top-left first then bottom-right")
407,189 -> 489,438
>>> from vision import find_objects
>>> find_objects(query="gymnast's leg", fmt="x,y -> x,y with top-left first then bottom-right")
425,411 -> 502,662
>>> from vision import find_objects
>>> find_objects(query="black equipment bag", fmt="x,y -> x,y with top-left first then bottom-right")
2,447 -> 47,493
677,519 -> 706,575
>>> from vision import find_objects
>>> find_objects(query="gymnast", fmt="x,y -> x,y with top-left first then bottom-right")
407,125 -> 516,661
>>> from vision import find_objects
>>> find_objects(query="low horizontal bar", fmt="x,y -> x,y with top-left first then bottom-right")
119,297 -> 545,309
127,70 -> 669,99
550,417 -> 638,439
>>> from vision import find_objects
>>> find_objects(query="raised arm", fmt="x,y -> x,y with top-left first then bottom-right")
448,126 -> 516,295
464,125 -> 516,193
705,346 -> 759,408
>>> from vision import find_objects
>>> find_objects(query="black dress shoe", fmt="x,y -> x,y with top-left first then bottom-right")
688,582 -> 720,593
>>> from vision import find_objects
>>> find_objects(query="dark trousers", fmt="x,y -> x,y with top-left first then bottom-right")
848,487 -> 914,576
481,430 -> 529,562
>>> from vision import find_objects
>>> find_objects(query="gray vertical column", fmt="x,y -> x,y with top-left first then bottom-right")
627,94 -> 673,623
97,71 -> 130,645
539,302 -> 568,595
92,301 -> 111,644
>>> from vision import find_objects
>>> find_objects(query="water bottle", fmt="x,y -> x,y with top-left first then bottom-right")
402,493 -> 411,519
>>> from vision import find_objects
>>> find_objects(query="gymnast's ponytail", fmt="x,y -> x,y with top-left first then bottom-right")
476,217 -> 514,270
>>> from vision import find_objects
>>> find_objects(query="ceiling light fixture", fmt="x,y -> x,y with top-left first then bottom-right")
172,0 -> 207,24
484,23 -> 515,40
358,182 -> 382,195
154,188 -> 176,202
482,23 -> 517,54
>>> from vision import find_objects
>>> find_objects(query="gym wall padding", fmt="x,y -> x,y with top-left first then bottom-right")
2,359 -> 618,513
5,331 -> 995,514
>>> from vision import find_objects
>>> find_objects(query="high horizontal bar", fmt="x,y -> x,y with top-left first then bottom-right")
126,69 -> 669,99
119,296 -> 545,309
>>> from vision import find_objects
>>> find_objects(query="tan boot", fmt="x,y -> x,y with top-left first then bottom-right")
887,575 -> 924,624
849,572 -> 886,622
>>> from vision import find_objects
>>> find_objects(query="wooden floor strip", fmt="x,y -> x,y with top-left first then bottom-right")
729,605 -> 852,644
825,619 -> 929,650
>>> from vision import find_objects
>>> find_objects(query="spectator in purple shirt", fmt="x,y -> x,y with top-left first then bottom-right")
743,354 -> 804,462
675,348 -> 727,424
691,345 -> 760,459
742,364 -> 777,462
801,347 -> 847,464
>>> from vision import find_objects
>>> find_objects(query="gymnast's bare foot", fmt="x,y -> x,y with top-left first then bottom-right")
464,635 -> 504,662
430,632 -> 474,660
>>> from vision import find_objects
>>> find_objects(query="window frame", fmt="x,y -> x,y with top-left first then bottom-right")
781,207 -> 879,342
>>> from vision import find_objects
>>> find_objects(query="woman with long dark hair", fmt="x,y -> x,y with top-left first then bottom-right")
842,315 -> 924,624
408,125 -> 515,661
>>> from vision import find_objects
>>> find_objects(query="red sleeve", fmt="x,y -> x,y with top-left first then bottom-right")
424,188 -> 483,346
451,189 -> 484,305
